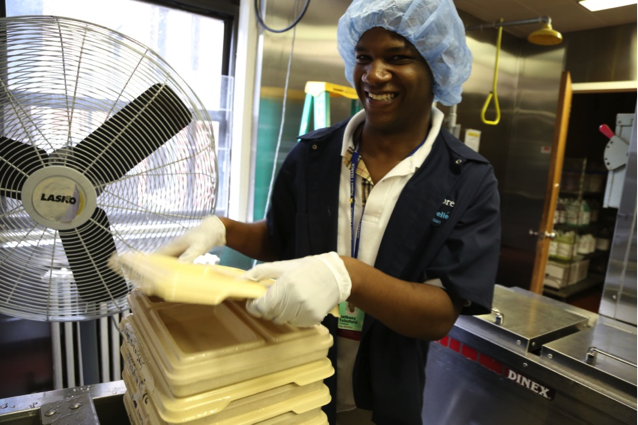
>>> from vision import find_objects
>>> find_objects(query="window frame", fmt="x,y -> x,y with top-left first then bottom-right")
135,0 -> 239,77
0,1 -> 239,76
0,0 -> 242,218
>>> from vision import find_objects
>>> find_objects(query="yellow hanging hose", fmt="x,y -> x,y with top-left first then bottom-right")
481,22 -> 503,126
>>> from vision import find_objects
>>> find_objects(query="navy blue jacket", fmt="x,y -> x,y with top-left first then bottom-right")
266,117 -> 501,424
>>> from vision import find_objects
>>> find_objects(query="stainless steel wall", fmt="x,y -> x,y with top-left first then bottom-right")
448,11 -> 522,190
252,0 -> 352,221
458,10 -> 566,289
460,21 -> 637,290
564,23 -> 637,84
259,0 -> 351,96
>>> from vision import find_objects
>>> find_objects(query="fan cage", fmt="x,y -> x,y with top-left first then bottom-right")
0,16 -> 218,321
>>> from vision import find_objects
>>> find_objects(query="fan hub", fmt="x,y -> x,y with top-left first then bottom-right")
22,166 -> 98,230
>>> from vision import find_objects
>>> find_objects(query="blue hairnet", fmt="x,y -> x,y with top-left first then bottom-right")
337,0 -> 472,106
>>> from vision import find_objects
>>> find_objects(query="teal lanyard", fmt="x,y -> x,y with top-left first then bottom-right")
349,143 -> 364,259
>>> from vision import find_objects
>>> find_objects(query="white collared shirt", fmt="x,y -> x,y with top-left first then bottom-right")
337,107 -> 444,267
335,107 -> 445,412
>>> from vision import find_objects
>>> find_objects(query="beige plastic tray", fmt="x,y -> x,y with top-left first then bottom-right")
125,389 -> 327,425
111,254 -> 269,305
123,392 -> 146,425
123,367 -> 331,425
111,253 -> 339,316
120,318 -> 333,423
122,343 -> 332,423
255,409 -> 328,425
125,290 -> 334,397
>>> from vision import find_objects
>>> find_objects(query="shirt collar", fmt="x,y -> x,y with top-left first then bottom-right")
341,109 -> 367,157
410,106 -> 444,171
340,106 -> 445,173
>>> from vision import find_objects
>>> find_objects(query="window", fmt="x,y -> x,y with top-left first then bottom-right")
5,0 -> 236,217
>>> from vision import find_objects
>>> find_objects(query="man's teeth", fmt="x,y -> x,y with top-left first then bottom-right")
368,93 -> 395,101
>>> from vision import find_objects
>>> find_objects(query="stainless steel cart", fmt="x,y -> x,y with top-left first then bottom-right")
423,285 -> 636,425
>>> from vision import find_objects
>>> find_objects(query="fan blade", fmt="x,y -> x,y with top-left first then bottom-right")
59,207 -> 128,303
71,84 -> 192,185
0,137 -> 48,200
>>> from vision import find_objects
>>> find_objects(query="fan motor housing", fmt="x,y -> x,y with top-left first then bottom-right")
22,166 -> 98,230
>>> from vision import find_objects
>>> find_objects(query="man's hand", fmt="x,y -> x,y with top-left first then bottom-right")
244,252 -> 352,327
155,215 -> 226,263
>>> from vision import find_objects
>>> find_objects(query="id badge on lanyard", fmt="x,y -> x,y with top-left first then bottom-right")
337,302 -> 365,340
337,144 -> 365,340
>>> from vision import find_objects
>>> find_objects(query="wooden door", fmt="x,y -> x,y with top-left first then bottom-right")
529,72 -> 573,294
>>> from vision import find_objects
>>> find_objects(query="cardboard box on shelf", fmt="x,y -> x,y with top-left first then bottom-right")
544,257 -> 590,289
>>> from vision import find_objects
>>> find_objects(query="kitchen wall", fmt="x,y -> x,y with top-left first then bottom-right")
564,23 -> 637,84
458,9 -> 567,289
486,22 -> 636,289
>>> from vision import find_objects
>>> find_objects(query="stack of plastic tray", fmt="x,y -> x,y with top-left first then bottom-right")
120,289 -> 333,424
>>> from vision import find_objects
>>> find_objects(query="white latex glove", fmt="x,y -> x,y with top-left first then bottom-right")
155,215 -> 226,263
244,252 -> 351,327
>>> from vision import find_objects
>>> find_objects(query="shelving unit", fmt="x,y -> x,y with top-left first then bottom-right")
543,272 -> 605,301
540,93 -> 636,313
543,157 -> 615,302
554,223 -> 597,233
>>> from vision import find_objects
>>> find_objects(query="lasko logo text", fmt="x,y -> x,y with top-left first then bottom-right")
505,368 -> 555,400
40,194 -> 77,204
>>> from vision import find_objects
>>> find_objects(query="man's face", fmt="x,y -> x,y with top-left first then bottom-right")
353,27 -> 434,132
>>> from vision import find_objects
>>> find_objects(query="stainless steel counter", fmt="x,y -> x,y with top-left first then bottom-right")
542,318 -> 637,395
470,285 -> 591,353
423,285 -> 636,425
0,381 -> 128,425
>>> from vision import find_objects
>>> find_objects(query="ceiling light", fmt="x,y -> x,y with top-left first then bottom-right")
579,0 -> 637,11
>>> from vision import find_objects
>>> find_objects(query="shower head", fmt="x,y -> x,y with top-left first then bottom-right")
466,16 -> 563,46
528,22 -> 563,45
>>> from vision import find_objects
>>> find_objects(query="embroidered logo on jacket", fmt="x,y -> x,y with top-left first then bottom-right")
432,198 -> 455,227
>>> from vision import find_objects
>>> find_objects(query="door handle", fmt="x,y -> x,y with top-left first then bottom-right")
529,230 -> 556,240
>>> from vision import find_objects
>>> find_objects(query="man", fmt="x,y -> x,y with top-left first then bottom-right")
158,0 -> 500,423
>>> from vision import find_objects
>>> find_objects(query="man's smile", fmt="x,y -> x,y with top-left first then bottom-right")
367,92 -> 397,101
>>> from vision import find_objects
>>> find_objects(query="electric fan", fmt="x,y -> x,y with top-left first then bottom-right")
0,16 -> 218,321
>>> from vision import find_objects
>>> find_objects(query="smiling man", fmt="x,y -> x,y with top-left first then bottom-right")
157,0 -> 501,424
